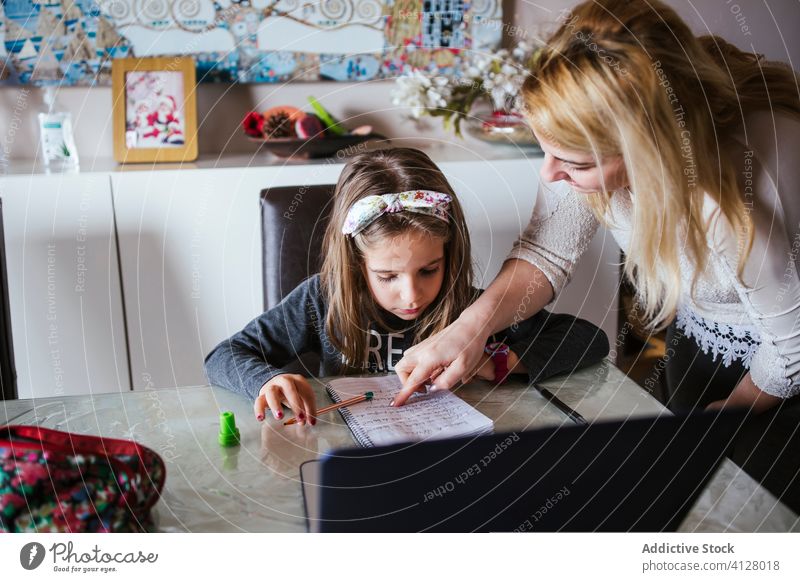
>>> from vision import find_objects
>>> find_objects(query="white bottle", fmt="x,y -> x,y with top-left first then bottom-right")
38,86 -> 79,170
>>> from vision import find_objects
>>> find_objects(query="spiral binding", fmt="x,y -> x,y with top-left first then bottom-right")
325,383 -> 374,448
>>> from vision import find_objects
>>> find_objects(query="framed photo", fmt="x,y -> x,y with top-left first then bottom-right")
112,57 -> 198,163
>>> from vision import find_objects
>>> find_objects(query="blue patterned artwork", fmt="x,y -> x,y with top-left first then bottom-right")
0,0 -> 502,85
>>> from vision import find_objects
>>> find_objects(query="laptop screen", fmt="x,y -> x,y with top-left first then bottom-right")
301,410 -> 746,532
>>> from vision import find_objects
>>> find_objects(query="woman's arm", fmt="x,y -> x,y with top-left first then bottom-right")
467,258 -> 557,336
712,113 -> 800,407
707,373 -> 782,414
394,180 -> 600,405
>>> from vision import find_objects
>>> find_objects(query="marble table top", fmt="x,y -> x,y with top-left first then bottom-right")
2,361 -> 797,532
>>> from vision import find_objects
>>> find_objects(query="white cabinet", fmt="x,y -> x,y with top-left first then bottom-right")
440,158 -> 536,287
1,173 -> 129,398
111,163 -> 344,389
113,156 -> 619,391
2,150 -> 620,396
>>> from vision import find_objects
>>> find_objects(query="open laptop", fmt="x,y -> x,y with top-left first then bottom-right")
300,410 -> 746,532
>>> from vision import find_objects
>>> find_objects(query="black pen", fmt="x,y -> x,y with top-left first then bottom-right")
536,385 -> 588,425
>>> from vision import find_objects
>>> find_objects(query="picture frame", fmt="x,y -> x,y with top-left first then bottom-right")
112,57 -> 198,163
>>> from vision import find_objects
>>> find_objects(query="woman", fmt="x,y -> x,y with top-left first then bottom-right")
394,0 -> 800,509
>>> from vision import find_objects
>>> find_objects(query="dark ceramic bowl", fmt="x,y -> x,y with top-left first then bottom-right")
249,133 -> 388,159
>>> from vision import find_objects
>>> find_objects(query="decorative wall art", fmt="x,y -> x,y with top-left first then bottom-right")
0,0 -> 503,86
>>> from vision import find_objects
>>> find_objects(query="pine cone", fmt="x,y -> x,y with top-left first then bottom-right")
263,112 -> 296,139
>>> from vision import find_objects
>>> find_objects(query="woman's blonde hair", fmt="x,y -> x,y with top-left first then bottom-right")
320,148 -> 475,371
522,0 -> 799,328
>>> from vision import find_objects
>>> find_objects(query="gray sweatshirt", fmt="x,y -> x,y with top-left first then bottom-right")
204,274 -> 609,400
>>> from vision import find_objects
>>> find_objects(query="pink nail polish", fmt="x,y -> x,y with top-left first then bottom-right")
257,414 -> 264,422
276,410 -> 283,419
310,417 -> 316,426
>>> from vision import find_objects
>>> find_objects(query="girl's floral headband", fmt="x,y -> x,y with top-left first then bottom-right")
342,190 -> 452,237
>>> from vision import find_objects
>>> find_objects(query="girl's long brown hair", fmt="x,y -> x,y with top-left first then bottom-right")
522,0 -> 799,329
320,148 -> 475,371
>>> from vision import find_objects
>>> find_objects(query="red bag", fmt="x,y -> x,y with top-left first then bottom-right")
0,425 -> 165,532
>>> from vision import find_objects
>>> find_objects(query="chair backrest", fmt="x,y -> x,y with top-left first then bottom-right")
260,184 -> 336,310
0,199 -> 17,400
260,185 -> 335,376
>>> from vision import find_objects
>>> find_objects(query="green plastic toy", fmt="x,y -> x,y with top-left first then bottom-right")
218,411 -> 241,447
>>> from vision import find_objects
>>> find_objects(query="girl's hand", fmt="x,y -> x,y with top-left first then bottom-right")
464,351 -> 524,384
254,373 -> 317,425
394,315 -> 491,406
471,355 -> 495,382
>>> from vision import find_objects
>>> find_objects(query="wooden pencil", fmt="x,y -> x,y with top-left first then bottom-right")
283,391 -> 374,425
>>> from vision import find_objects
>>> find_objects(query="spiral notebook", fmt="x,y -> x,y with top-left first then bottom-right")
326,376 -> 494,447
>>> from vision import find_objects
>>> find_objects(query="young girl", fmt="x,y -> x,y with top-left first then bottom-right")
204,148 -> 608,424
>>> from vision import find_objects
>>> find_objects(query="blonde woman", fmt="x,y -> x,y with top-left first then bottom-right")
394,0 -> 800,509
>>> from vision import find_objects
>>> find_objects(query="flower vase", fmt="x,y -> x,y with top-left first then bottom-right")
464,110 -> 541,151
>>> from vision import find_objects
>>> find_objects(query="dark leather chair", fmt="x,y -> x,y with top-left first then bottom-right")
260,184 -> 335,309
260,184 -> 335,375
0,199 -> 17,400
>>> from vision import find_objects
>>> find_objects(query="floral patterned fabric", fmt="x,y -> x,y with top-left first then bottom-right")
0,425 -> 165,533
341,190 -> 452,236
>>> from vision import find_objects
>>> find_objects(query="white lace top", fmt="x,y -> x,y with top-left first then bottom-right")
508,111 -> 800,399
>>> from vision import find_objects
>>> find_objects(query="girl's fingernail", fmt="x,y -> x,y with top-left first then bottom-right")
257,414 -> 265,422
310,417 -> 316,426
299,412 -> 305,420
276,410 -> 283,419
390,400 -> 395,407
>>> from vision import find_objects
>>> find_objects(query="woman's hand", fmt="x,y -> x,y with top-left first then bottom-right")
705,373 -> 781,414
254,373 -> 317,425
393,315 -> 492,406
394,260 -> 552,406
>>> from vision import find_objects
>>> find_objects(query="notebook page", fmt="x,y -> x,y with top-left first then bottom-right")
327,376 -> 493,447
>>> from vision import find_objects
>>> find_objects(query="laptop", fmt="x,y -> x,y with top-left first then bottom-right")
299,410 -> 746,532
